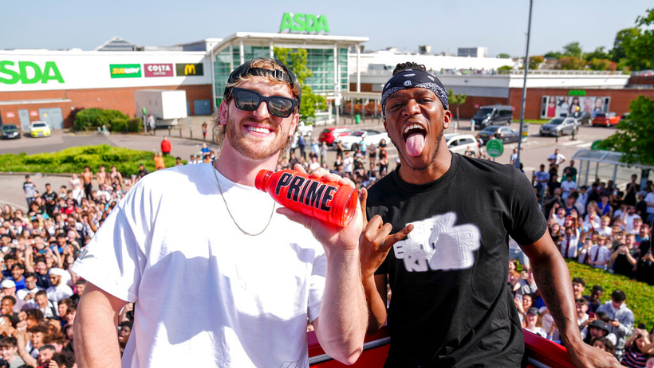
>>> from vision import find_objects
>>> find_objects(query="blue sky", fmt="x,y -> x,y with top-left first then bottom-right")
2,0 -> 650,57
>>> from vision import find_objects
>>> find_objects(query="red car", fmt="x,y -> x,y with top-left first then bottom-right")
319,127 -> 354,146
592,112 -> 621,127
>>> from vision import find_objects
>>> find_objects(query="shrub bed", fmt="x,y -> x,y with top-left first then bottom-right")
0,145 -> 177,176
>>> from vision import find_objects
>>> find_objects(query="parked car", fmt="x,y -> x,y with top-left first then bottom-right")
471,105 -> 513,129
30,121 -> 51,138
444,133 -> 479,156
1,124 -> 21,139
333,129 -> 389,151
539,117 -> 578,137
592,112 -> 620,127
477,126 -> 520,145
569,111 -> 592,125
318,126 -> 354,146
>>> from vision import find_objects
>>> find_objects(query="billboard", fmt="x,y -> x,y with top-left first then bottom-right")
144,63 -> 174,77
110,64 -> 142,78
176,63 -> 203,76
540,95 -> 611,119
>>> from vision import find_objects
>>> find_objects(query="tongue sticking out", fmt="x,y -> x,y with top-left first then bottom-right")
405,133 -> 426,157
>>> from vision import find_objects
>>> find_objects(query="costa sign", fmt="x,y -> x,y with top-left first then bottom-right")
279,13 -> 330,34
144,63 -> 174,77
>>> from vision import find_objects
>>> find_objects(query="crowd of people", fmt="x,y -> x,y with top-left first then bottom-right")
502,147 -> 654,366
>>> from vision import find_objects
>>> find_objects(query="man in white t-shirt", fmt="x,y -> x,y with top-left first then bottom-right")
548,148 -> 566,166
560,175 -> 577,201
72,58 -> 367,368
645,186 -> 654,224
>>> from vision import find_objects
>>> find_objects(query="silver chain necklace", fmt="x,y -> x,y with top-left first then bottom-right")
212,165 -> 275,236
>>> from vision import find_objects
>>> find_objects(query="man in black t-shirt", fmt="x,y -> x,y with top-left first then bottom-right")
360,62 -> 620,368
42,183 -> 58,217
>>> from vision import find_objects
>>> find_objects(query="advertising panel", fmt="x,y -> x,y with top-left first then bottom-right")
110,64 -> 142,78
0,52 -> 210,91
175,63 -> 204,76
144,63 -> 174,77
540,95 -> 611,119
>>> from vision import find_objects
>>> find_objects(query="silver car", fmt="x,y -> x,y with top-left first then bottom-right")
539,117 -> 578,137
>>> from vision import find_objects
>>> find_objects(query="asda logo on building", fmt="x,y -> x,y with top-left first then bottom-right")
0,61 -> 65,84
279,13 -> 330,34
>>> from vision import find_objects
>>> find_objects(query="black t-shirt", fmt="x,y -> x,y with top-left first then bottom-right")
613,251 -> 637,278
367,154 -> 548,368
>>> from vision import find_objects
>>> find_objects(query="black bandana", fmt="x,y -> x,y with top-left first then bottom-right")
381,69 -> 449,118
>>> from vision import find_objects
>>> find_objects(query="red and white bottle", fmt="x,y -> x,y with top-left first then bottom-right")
255,169 -> 358,227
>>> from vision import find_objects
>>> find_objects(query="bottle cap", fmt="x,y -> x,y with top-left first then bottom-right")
255,170 -> 273,192
330,185 -> 358,227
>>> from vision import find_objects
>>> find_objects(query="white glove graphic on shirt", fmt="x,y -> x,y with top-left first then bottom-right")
394,212 -> 481,272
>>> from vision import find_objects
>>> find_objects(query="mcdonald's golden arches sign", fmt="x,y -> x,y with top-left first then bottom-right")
175,63 -> 204,76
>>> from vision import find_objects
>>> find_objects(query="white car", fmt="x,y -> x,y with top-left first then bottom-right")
333,129 -> 389,151
297,122 -> 313,137
445,133 -> 479,156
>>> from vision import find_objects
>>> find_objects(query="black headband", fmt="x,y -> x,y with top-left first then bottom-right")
224,59 -> 301,105
381,69 -> 449,118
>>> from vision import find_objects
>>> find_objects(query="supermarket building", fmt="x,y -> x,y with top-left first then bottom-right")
1,13 -> 653,131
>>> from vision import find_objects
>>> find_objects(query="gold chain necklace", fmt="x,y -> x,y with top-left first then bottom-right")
213,165 -> 275,236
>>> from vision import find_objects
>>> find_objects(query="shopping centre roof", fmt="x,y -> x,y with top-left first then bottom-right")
210,32 -> 369,53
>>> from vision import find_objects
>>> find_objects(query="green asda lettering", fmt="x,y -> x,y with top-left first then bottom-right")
279,13 -> 330,33
0,61 -> 65,84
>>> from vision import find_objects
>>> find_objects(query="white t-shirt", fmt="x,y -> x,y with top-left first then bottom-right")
72,164 -> 327,368
525,326 -> 548,338
548,153 -> 565,165
623,213 -> 641,233
646,192 -> 654,214
560,180 -> 577,199
588,245 -> 611,269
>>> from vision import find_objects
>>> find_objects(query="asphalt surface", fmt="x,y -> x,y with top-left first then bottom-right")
0,116 -> 616,211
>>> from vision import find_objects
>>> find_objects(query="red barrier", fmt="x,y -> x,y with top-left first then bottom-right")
308,328 -> 575,368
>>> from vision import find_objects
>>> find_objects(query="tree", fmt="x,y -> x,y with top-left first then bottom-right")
583,47 -> 610,62
497,53 -> 511,59
555,57 -> 585,70
544,51 -> 563,60
528,56 -> 544,70
599,96 -> 654,165
611,27 -> 640,62
587,58 -> 617,71
273,47 -> 327,122
622,9 -> 654,71
563,42 -> 582,58
447,89 -> 467,131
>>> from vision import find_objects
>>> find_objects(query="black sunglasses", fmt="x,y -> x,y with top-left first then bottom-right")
231,87 -> 298,118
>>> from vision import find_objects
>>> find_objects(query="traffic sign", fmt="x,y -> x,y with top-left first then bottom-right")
486,138 -> 504,158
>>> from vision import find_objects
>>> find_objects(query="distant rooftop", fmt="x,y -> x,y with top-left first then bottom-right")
94,37 -> 139,52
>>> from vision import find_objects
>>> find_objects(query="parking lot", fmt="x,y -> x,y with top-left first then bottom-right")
0,117 -> 617,210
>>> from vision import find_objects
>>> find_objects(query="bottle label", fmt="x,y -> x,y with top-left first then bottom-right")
274,172 -> 337,212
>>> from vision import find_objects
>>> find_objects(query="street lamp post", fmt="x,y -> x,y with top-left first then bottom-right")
516,0 -> 534,168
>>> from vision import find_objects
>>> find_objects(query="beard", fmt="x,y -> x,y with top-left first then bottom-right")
391,128 -> 444,171
224,108 -> 290,160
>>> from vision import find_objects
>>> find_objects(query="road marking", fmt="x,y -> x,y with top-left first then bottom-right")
524,167 -> 535,172
560,140 -> 584,146
576,142 -> 592,148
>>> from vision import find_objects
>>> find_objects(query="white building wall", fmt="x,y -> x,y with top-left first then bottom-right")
0,50 -> 211,92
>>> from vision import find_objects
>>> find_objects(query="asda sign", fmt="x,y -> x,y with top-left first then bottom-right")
279,13 -> 330,33
0,61 -> 64,84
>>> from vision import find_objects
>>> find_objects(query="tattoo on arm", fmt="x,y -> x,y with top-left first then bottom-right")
532,267 -> 567,332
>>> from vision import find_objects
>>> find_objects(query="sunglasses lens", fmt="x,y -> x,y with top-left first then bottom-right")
234,90 -> 261,111
268,98 -> 294,118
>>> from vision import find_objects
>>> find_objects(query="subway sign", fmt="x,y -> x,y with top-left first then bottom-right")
110,64 -> 142,78
176,63 -> 204,76
279,13 -> 330,34
0,61 -> 65,84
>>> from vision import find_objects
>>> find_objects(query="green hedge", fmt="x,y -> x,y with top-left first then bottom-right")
0,145 -> 178,176
566,259 -> 654,330
73,108 -> 129,131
